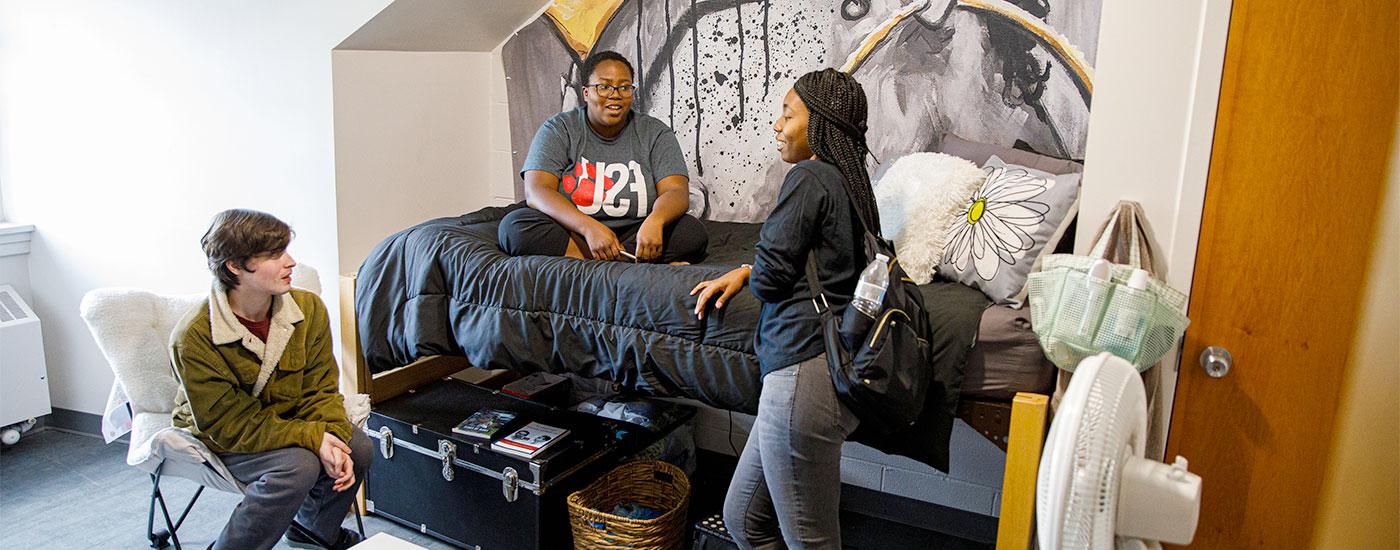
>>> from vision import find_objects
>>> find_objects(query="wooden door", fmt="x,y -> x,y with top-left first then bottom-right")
1163,1 -> 1397,548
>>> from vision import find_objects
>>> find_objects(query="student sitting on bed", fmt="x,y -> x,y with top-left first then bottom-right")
171,209 -> 370,550
690,69 -> 877,549
499,50 -> 708,263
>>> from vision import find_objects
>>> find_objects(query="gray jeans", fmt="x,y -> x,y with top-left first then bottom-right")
723,354 -> 859,550
214,429 -> 373,550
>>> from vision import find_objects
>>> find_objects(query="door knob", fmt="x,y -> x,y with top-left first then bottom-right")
1200,346 -> 1232,378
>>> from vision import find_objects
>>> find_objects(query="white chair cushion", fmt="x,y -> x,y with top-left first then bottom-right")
127,410 -> 175,467
81,289 -> 203,418
345,393 -> 371,428
151,430 -> 242,494
127,412 -> 242,493
289,263 -> 321,296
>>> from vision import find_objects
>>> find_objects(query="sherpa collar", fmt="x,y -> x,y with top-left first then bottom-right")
208,284 -> 304,398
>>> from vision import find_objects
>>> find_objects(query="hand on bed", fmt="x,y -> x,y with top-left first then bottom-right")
635,218 -> 664,262
582,222 -> 623,261
690,266 -> 750,319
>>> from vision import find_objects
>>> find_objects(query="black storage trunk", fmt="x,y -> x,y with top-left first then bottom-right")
364,378 -> 683,550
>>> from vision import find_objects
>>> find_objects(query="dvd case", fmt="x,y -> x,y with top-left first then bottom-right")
452,408 -> 518,439
491,422 -> 570,458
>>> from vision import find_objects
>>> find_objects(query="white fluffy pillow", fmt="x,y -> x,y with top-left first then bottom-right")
874,152 -> 988,284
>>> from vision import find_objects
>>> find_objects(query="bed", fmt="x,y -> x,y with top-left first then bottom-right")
341,202 -> 1056,546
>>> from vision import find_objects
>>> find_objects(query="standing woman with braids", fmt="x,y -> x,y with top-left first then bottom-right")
690,68 -> 881,549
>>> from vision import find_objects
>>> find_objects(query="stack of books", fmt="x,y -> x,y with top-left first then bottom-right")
490,422 -> 570,459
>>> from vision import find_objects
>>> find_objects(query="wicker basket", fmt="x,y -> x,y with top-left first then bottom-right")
567,460 -> 691,549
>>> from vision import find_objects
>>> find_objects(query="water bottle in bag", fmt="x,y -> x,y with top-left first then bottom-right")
852,253 -> 890,319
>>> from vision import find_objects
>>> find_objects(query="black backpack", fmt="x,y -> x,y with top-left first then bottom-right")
806,200 -> 935,435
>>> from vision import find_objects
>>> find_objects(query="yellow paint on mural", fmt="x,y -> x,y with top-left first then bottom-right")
840,1 -> 927,74
841,0 -> 1094,97
545,0 -> 626,59
956,0 -> 1094,94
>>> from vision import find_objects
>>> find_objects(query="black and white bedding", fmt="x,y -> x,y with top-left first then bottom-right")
356,203 -> 994,469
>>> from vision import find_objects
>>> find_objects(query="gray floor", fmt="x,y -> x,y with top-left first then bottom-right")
0,429 -> 454,549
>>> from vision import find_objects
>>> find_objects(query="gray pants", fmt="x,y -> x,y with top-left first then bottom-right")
723,354 -> 859,550
215,429 -> 373,550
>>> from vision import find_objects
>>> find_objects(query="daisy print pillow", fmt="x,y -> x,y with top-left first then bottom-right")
937,155 -> 1080,304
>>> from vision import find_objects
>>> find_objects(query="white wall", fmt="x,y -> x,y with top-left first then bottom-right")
1078,0 -> 1229,284
0,226 -> 35,302
1076,0 -> 1232,455
489,47 -> 518,206
330,49 -> 502,276
0,0 -> 390,415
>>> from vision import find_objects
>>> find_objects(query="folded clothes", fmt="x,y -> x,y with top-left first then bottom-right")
586,502 -> 662,532
575,397 -> 663,429
609,502 -> 663,520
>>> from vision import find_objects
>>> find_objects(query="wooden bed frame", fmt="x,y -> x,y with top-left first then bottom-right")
339,274 -> 1049,549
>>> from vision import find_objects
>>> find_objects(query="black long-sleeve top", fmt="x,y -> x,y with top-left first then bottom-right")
749,160 -> 866,376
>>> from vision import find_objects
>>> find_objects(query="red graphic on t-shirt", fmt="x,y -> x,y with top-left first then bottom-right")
560,161 -> 618,208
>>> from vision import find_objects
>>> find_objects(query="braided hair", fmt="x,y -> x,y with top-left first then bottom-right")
793,69 -> 881,236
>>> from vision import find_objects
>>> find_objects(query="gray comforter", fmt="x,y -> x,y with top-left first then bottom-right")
356,203 -> 990,470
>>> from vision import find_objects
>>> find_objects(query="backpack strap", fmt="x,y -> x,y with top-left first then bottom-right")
806,166 -> 885,316
829,172 -> 879,240
806,253 -> 831,316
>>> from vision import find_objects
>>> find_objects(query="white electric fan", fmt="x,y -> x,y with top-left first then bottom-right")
1037,353 -> 1202,550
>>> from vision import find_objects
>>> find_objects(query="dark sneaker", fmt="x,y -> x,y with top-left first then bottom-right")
283,524 -> 327,549
329,528 -> 364,550
285,525 -> 363,550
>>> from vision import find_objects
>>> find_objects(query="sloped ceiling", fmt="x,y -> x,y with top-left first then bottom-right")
336,0 -> 550,52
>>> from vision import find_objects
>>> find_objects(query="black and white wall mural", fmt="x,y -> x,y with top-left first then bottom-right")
504,0 -> 1101,222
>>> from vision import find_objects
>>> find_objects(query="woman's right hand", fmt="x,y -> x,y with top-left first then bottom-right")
582,222 -> 623,261
690,266 -> 751,319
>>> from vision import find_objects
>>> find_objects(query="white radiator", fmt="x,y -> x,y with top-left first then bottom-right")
0,284 -> 51,428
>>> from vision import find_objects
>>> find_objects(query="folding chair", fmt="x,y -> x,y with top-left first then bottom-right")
79,265 -> 366,549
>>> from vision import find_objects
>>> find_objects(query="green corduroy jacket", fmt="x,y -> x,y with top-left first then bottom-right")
170,287 -> 352,454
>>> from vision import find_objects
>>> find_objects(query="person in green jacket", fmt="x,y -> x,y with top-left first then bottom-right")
170,209 -> 369,550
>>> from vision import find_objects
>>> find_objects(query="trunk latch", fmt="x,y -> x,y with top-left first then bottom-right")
502,467 -> 519,502
377,427 -> 394,460
438,440 -> 456,481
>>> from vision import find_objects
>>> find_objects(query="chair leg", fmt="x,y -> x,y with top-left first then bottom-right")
153,488 -> 183,550
148,463 -> 181,550
172,486 -> 204,532
148,463 -> 211,550
146,467 -> 168,550
352,499 -> 365,539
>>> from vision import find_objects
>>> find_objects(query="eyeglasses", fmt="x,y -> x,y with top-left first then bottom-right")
585,83 -> 636,97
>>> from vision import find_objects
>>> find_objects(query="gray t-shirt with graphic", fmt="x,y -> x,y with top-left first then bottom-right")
521,107 -> 688,227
